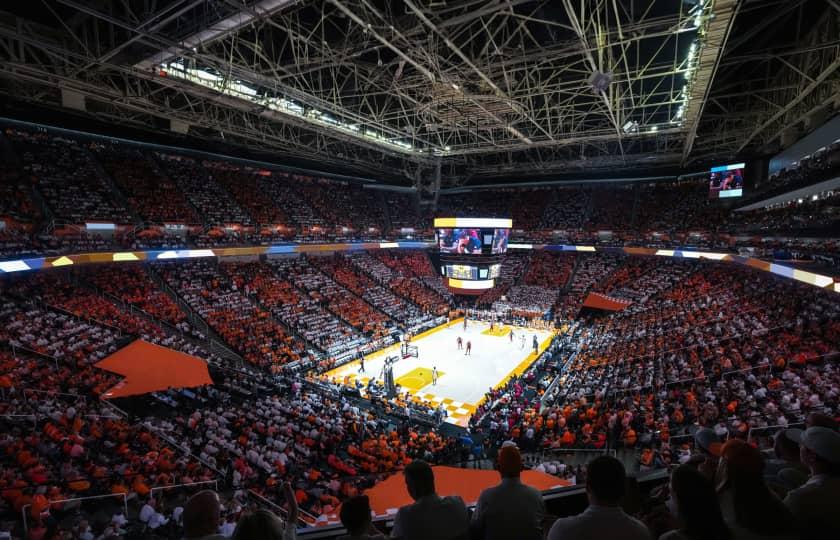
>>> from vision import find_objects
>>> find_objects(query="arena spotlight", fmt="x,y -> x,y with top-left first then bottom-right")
622,120 -> 639,134
588,70 -> 613,94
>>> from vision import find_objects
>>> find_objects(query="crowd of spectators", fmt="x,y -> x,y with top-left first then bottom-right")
2,124 -> 840,539
229,259 -> 364,360
273,257 -> 392,341
311,256 -> 421,327
155,260 -> 310,370
85,264 -> 193,332
158,155 -> 253,227
476,252 -> 529,308
477,262 -> 839,477
349,253 -> 448,320
93,144 -> 199,225
0,125 -> 837,260
7,129 -> 130,224
0,162 -> 38,225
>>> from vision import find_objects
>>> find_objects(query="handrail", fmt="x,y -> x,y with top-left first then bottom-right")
246,489 -> 310,529
0,413 -> 37,428
747,421 -> 806,443
23,387 -> 87,402
150,479 -> 218,498
34,298 -> 124,338
22,492 -> 128,536
1,342 -> 60,369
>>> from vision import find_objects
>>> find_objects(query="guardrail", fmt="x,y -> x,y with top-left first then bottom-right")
0,342 -> 60,369
22,493 -> 128,536
747,421 -> 805,444
150,479 -> 218,499
245,488 -> 320,527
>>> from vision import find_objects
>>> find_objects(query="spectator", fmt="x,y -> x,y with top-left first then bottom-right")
232,482 -> 297,540
338,495 -> 386,540
547,456 -> 650,540
660,465 -> 730,540
220,515 -> 237,537
391,460 -> 469,540
783,427 -> 840,537
471,445 -> 545,540
184,490 -> 226,540
765,429 -> 808,492
689,428 -> 722,481
139,498 -> 157,524
805,412 -> 838,430
714,439 -> 798,539
231,509 -> 295,540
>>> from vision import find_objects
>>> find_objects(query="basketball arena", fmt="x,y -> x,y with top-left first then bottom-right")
325,318 -> 555,426
0,1 -> 838,539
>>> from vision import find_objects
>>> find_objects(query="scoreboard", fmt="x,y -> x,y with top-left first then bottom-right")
433,218 -> 511,294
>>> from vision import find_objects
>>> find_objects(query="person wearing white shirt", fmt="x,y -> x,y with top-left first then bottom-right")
219,516 -> 237,537
139,499 -> 156,524
547,456 -> 650,540
148,511 -> 169,530
390,460 -> 469,540
111,512 -> 127,527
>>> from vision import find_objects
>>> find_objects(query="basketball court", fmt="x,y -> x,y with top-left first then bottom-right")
323,318 -> 554,426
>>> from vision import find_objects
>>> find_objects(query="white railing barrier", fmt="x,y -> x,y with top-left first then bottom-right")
149,479 -> 218,499
22,492 -> 128,536
747,421 -> 806,444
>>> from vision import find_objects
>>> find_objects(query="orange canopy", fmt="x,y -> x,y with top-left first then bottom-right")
358,466 -> 570,518
96,340 -> 212,399
582,292 -> 633,312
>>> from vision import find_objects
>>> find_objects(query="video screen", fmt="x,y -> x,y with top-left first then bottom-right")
444,264 -> 478,280
437,228 -> 482,254
491,229 -> 510,254
709,163 -> 745,199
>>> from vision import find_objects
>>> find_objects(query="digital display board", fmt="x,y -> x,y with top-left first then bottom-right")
434,218 -> 513,228
438,228 -> 483,254
491,229 -> 509,254
709,163 -> 745,199
435,218 -> 512,255
448,278 -> 494,290
441,263 -> 503,281
445,264 -> 479,280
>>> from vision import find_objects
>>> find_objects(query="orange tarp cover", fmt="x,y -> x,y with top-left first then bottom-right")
361,466 -> 570,518
96,340 -> 212,399
582,292 -> 633,312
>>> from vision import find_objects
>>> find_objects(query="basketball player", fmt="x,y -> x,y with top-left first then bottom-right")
532,335 -> 539,353
520,334 -> 526,350
509,329 -> 514,343
465,340 -> 472,356
358,352 -> 365,373
463,317 -> 468,331
432,366 -> 438,385
457,336 -> 463,350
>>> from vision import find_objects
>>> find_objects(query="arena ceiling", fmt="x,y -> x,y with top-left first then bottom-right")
0,0 -> 837,187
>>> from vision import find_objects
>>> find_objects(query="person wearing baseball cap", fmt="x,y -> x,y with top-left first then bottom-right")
471,444 -> 545,540
686,427 -> 721,482
784,426 -> 840,537
765,428 -> 808,493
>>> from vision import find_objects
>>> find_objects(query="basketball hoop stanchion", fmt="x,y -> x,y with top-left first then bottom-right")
384,355 -> 399,398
